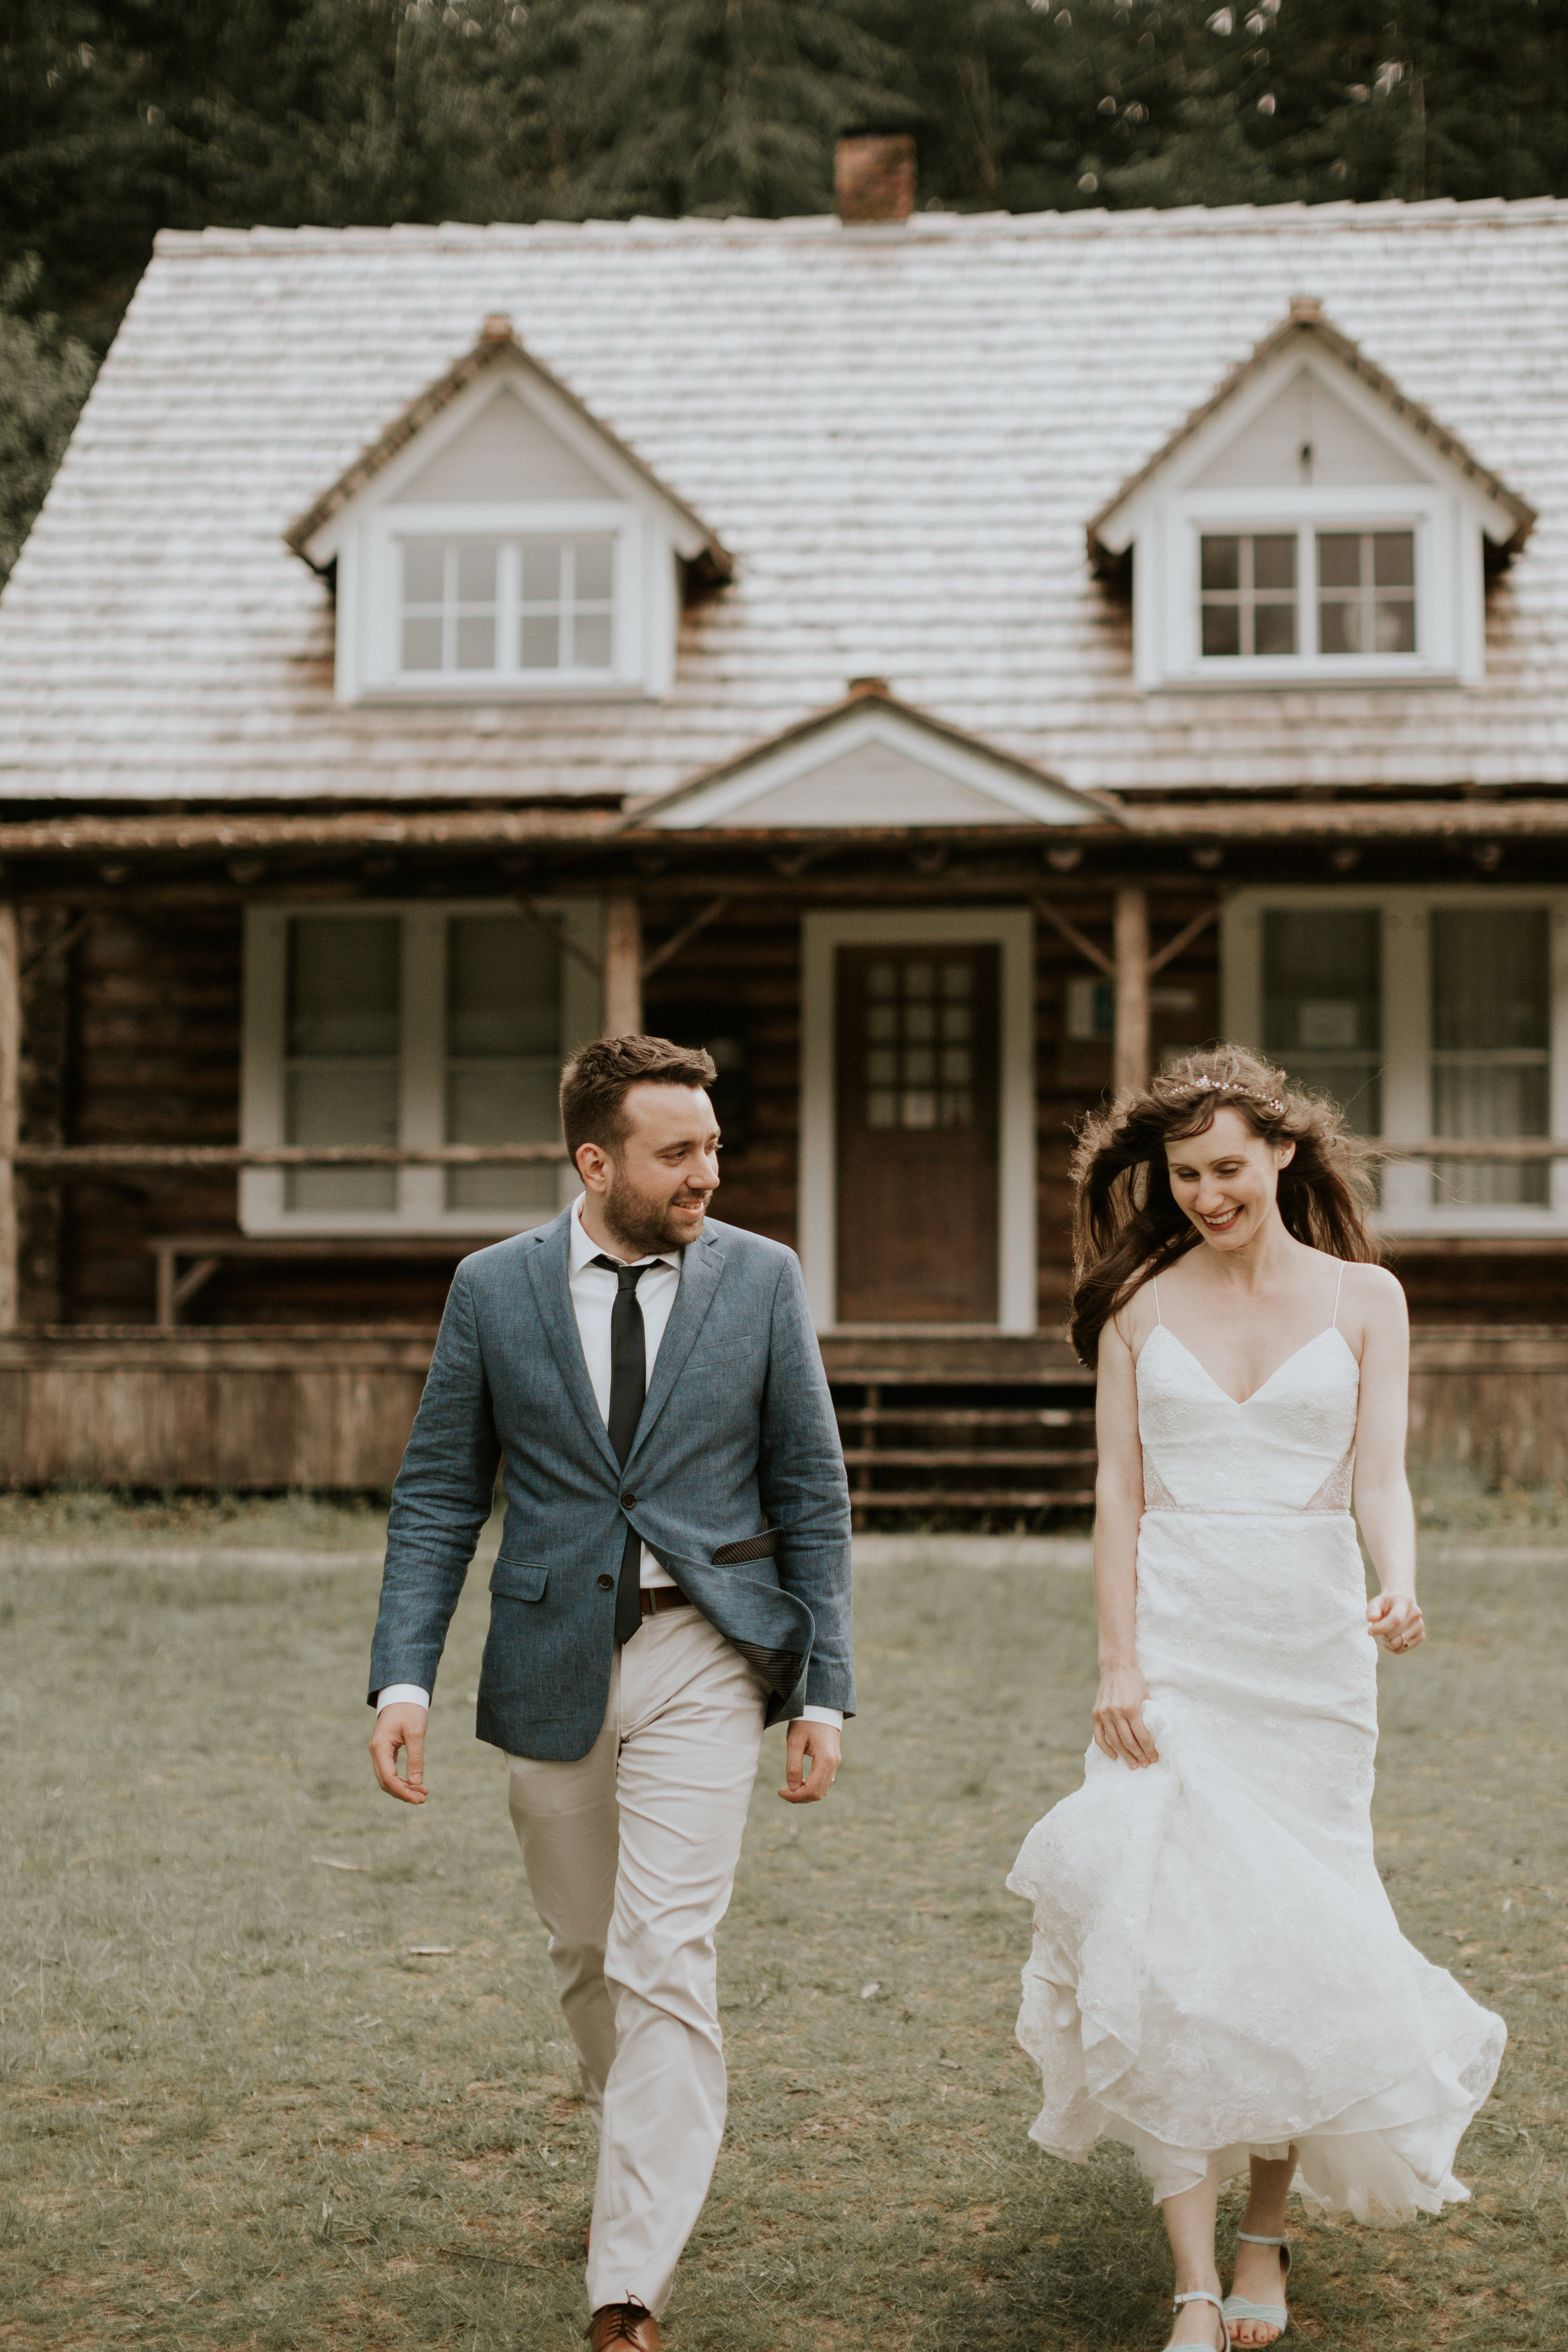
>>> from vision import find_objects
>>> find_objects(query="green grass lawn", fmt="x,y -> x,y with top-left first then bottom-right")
3,1534 -> 1564,2351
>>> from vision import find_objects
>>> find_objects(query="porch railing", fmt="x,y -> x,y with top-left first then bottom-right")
1,1136 -> 1567,1333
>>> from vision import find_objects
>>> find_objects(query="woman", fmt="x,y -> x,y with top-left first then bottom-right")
1008,1048 -> 1505,2351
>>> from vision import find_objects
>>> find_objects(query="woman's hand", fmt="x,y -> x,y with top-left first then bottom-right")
1367,1591 -> 1424,1653
1093,1663 -> 1159,1768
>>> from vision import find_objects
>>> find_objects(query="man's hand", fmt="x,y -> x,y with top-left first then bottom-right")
369,1703 -> 429,1804
778,1719 -> 840,1805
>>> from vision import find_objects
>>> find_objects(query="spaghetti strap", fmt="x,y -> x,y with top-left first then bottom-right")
1152,1276 -> 1163,1326
1331,1261 -> 1345,1330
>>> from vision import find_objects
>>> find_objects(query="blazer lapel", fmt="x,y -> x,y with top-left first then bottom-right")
522,1211 -> 621,1478
626,1227 -> 725,1467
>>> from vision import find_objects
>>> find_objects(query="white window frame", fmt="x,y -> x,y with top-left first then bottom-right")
1167,490 -> 1450,685
240,898 -> 603,1236
1222,886 -> 1568,1236
367,504 -> 639,694
799,907 -> 1037,1333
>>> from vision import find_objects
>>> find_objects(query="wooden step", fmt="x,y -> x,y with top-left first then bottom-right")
827,1355 -> 1098,1526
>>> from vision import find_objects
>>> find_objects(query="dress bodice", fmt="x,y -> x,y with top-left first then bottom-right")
1136,1322 -> 1360,1516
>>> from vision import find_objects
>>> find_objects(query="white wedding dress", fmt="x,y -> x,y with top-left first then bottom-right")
1007,1279 -> 1506,2217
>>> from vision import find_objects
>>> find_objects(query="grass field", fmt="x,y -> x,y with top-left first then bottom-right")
3,1521 -> 1565,2351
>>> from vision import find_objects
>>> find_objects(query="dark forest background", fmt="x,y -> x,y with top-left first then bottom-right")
2,0 -> 1566,578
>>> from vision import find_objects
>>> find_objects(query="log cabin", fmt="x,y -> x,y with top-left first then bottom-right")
2,152 -> 1567,1513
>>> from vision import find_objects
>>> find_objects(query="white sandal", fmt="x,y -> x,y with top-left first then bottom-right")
1222,2230 -> 1291,2340
1162,2287 -> 1227,2351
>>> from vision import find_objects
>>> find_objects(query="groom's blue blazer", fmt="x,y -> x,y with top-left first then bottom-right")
368,1206 -> 854,1761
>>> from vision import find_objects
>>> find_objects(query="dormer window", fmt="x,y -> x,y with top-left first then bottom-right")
398,533 -> 618,680
285,316 -> 729,705
1088,299 -> 1533,692
1198,526 -> 1418,661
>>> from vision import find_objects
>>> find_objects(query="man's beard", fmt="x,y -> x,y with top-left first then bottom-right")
601,1170 -> 709,1257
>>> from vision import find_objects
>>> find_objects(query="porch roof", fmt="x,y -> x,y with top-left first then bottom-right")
3,198 -> 1567,807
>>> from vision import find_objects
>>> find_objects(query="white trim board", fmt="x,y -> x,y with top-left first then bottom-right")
800,907 -> 1037,1333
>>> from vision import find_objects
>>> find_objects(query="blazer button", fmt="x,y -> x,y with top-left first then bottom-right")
597,1574 -> 615,1591
620,1491 -> 636,1508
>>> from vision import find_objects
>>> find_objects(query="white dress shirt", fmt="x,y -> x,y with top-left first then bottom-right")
378,1197 -> 841,1729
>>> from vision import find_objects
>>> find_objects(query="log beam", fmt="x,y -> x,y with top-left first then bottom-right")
1112,886 -> 1150,1096
603,893 -> 643,1034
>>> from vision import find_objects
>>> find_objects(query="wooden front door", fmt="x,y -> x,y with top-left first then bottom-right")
835,943 -> 1000,1324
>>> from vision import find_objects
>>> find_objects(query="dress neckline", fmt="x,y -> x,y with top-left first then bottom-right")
1143,1321 -> 1358,1410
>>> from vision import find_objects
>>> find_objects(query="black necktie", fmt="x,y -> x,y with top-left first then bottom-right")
593,1255 -> 652,1644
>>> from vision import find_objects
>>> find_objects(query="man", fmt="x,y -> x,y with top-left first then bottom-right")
368,1034 -> 854,2349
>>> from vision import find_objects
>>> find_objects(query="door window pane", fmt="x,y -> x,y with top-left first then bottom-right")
1200,533 -> 1298,658
1316,531 -> 1416,657
857,953 -> 978,1130
1261,907 -> 1382,1130
284,917 -> 401,1209
445,914 -> 562,1210
1430,908 -> 1550,1206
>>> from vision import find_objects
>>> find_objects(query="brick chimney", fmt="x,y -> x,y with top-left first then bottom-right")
835,133 -> 916,226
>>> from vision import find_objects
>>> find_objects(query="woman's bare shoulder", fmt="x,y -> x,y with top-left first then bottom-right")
1110,1268 -> 1160,1358
1338,1258 -> 1407,1326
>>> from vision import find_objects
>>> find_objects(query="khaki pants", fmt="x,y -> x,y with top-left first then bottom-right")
506,1607 -> 767,2318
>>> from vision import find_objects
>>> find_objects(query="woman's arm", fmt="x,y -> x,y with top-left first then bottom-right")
1091,1313 -> 1160,1766
1350,1264 -> 1425,1654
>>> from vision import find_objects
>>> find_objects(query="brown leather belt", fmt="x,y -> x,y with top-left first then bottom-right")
640,1586 -> 692,1618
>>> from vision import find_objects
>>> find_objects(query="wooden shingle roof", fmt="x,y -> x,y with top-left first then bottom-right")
2,197 -> 1565,806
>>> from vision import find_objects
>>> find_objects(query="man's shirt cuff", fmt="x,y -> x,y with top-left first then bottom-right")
798,1705 -> 842,1729
375,1684 -> 430,1713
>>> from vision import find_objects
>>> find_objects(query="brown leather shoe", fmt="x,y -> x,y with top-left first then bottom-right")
586,2306 -> 661,2350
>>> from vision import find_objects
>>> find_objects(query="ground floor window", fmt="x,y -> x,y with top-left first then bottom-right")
1223,889 -> 1567,1231
241,901 -> 602,1233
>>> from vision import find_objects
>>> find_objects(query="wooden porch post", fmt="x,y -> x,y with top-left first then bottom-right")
1113,886 -> 1150,1096
0,906 -> 18,1331
603,894 -> 643,1035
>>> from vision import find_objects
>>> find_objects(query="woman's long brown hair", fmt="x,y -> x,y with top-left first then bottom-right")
1069,1044 -> 1381,1369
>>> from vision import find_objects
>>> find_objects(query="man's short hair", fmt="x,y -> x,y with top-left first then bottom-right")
559,1034 -> 718,1159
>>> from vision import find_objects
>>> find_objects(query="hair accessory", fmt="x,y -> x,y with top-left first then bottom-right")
1171,1074 -> 1287,1115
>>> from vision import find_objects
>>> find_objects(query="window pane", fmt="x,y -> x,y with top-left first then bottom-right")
867,962 -> 896,999
1375,598 -> 1416,654
285,917 -> 400,1211
447,915 -> 560,1055
455,543 -> 496,602
401,615 -> 442,670
1201,603 -> 1241,657
1200,536 -> 1239,592
455,615 -> 496,670
445,1064 -> 562,1212
573,613 -> 613,669
1253,600 -> 1298,657
522,539 -> 563,600
1318,599 -> 1359,655
904,962 -> 935,998
521,614 -> 561,669
285,1066 -> 398,1212
1262,906 -> 1381,1130
575,538 -> 614,600
445,915 -> 561,1211
1431,909 -> 1548,1051
403,541 -> 445,603
1316,533 -> 1361,590
288,918 -> 400,1055
1253,534 -> 1296,592
1373,531 -> 1414,588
